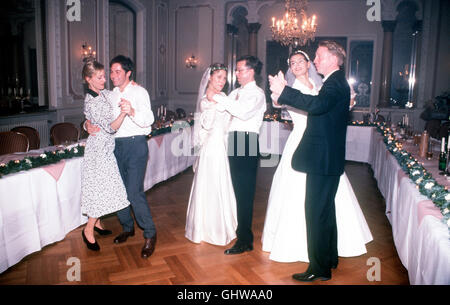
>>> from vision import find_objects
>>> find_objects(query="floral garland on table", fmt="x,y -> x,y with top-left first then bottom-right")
348,121 -> 379,127
0,119 -> 196,178
0,145 -> 85,178
375,123 -> 450,234
148,119 -> 194,138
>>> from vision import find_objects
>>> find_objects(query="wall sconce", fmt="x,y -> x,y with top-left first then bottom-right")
185,54 -> 198,69
82,42 -> 96,62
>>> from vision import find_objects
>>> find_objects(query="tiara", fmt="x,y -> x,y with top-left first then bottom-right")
210,65 -> 228,72
288,50 -> 310,63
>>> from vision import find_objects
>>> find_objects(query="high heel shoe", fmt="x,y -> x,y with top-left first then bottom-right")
94,226 -> 112,236
82,229 -> 100,251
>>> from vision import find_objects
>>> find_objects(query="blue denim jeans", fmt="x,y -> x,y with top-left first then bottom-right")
114,135 -> 156,239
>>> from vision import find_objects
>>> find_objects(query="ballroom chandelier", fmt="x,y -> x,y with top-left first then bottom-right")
270,0 -> 317,47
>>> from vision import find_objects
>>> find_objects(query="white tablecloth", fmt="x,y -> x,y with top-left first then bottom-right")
261,123 -> 449,284
0,157 -> 86,274
367,131 -> 450,285
0,126 -> 195,273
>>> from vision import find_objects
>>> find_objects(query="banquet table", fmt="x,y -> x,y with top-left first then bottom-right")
0,125 -> 195,274
367,128 -> 450,285
262,123 -> 449,284
1,123 -> 448,284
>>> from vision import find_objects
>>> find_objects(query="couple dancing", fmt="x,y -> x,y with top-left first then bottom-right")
81,55 -> 157,259
185,56 -> 266,254
186,41 -> 372,282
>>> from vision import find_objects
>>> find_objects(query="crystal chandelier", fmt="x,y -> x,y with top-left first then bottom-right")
270,0 -> 317,47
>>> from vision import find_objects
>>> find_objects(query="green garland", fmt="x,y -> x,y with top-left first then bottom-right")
0,120 -> 195,179
351,122 -> 450,234
0,145 -> 85,178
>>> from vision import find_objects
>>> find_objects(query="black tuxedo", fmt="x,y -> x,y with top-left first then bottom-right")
278,69 -> 350,276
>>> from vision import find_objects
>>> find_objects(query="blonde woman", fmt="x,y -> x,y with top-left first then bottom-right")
81,60 -> 131,251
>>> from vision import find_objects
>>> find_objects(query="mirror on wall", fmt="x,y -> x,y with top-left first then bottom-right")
390,0 -> 419,108
349,40 -> 374,109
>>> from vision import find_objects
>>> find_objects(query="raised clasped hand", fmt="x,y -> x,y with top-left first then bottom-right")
120,98 -> 134,116
268,71 -> 287,96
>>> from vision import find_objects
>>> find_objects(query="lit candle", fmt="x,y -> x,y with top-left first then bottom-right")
442,137 -> 445,153
272,17 -> 275,27
447,135 -> 450,150
164,106 -> 166,116
157,107 -> 160,117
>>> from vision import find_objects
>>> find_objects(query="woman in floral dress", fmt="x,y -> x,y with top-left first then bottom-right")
81,60 -> 131,251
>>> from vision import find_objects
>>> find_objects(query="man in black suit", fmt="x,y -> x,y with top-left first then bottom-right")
269,41 -> 350,282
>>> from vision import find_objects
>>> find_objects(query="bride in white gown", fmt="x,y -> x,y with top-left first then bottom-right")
185,63 -> 237,246
262,50 -> 373,263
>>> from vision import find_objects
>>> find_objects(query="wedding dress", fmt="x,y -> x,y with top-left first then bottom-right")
262,78 -> 373,263
185,94 -> 237,246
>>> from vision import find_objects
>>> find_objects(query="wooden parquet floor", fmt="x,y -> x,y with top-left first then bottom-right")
0,161 -> 409,285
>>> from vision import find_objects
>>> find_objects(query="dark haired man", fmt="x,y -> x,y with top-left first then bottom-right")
86,55 -> 157,259
207,55 -> 266,255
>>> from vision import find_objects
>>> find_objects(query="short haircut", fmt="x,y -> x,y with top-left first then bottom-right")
110,55 -> 135,79
236,55 -> 263,75
318,40 -> 346,66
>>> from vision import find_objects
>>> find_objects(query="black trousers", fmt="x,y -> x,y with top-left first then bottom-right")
227,131 -> 259,245
304,174 -> 340,276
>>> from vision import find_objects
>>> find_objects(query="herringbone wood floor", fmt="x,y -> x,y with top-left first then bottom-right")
0,161 -> 409,285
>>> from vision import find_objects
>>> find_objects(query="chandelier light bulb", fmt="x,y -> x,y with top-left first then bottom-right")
270,0 -> 317,47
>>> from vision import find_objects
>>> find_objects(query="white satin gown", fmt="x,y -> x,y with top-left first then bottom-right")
185,95 -> 237,246
262,79 -> 373,263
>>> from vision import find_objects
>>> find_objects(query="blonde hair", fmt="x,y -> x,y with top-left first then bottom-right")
82,60 -> 104,82
319,40 -> 346,66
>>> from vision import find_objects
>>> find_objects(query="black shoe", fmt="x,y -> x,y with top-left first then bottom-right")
114,230 -> 135,244
141,234 -> 157,259
292,271 -> 331,282
82,229 -> 100,251
94,226 -> 112,236
224,243 -> 253,255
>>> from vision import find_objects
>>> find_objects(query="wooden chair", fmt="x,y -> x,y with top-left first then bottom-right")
11,126 -> 40,150
50,122 -> 79,145
0,131 -> 29,155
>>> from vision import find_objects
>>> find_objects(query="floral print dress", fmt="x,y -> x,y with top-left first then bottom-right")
81,89 -> 130,218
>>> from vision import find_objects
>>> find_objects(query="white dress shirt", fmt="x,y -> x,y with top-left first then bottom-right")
213,81 -> 266,134
111,83 -> 155,138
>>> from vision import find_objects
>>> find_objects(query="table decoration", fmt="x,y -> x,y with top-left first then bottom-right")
0,144 -> 85,178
